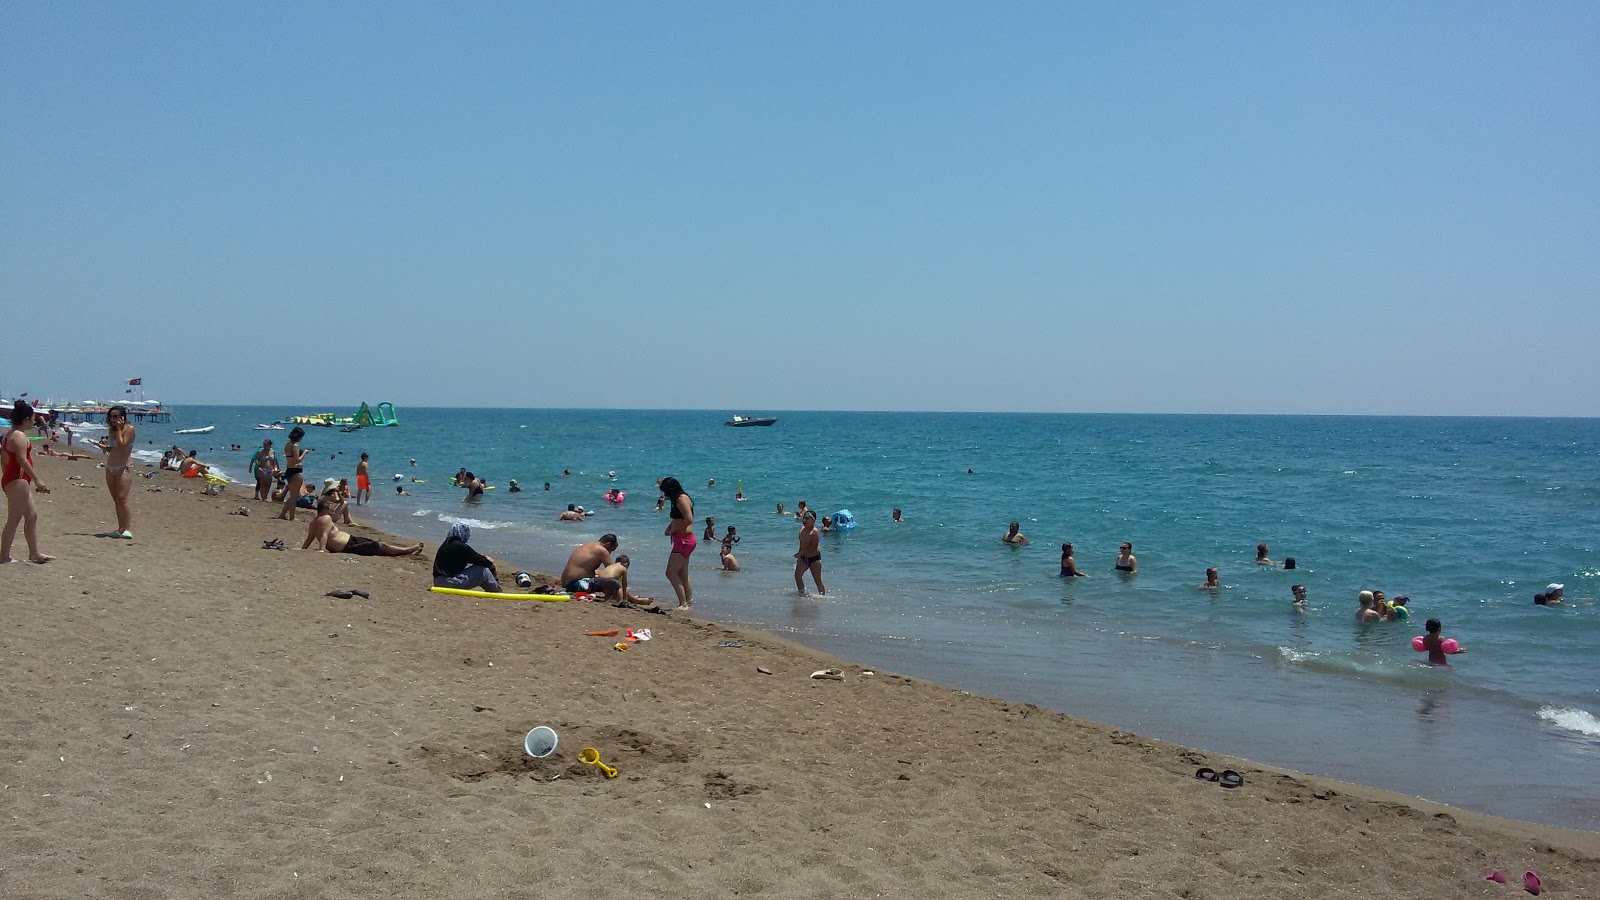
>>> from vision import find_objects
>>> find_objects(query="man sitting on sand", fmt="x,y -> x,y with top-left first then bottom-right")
302,494 -> 423,556
559,533 -> 624,600
177,450 -> 210,478
558,504 -> 585,522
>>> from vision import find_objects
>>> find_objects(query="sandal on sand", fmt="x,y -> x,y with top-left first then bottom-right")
810,668 -> 844,681
1218,770 -> 1244,789
325,590 -> 355,599
1484,871 -> 1507,884
262,539 -> 285,550
1524,871 -> 1542,895
350,589 -> 370,599
1194,768 -> 1220,782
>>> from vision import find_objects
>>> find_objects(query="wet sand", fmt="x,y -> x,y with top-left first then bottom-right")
3,455 -> 1598,898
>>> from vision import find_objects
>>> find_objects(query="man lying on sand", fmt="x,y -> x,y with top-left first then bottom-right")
302,493 -> 423,556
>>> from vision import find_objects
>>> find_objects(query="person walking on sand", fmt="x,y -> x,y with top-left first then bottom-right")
250,438 -> 277,501
276,427 -> 310,521
794,509 -> 826,595
90,404 -> 136,539
1,400 -> 53,563
660,476 -> 696,611
355,452 -> 371,506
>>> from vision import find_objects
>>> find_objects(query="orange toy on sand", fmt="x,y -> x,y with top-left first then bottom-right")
583,629 -> 620,637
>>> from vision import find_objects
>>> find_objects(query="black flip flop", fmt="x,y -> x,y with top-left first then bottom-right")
325,590 -> 354,599
350,589 -> 371,599
1219,770 -> 1244,788
1194,767 -> 1220,782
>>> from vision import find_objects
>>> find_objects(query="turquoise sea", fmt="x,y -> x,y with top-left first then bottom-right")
128,408 -> 1600,830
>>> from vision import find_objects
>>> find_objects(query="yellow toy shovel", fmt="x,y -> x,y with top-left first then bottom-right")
579,747 -> 618,779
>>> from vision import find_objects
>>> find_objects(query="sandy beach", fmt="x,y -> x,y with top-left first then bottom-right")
3,455 -> 1598,899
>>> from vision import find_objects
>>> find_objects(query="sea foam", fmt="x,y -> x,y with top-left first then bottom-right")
1537,706 -> 1600,738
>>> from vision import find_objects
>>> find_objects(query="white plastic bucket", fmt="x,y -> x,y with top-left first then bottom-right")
524,726 -> 558,758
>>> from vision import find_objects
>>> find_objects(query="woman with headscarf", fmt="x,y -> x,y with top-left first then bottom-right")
432,522 -> 500,591
660,476 -> 695,610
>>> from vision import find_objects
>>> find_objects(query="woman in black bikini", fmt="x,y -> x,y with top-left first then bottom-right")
277,427 -> 310,521
661,476 -> 696,611
1114,542 -> 1138,574
1060,543 -> 1088,577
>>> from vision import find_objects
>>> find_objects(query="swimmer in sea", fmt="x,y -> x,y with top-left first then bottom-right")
1535,583 -> 1565,606
1355,591 -> 1381,623
775,502 -> 785,516
1200,567 -> 1220,590
1059,543 -> 1087,577
702,516 -> 716,543
508,479 -> 521,493
892,508 -> 903,523
1420,618 -> 1466,665
1389,595 -> 1410,619
1001,522 -> 1028,545
1291,584 -> 1308,611
794,510 -> 825,595
558,504 -> 584,522
1283,557 -> 1297,570
396,485 -> 410,496
1255,543 -> 1274,566
1114,542 -> 1137,574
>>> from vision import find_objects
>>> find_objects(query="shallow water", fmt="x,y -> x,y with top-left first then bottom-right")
142,407 -> 1600,829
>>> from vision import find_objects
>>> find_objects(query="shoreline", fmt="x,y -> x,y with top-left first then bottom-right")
5,455 -> 1599,897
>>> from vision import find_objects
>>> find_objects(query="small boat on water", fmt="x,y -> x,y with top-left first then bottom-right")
175,425 -> 215,435
253,423 -> 285,430
724,415 -> 778,427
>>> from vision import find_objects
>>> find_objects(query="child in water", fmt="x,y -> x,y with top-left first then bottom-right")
1421,618 -> 1467,665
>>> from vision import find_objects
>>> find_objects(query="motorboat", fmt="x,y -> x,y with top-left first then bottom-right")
724,415 -> 778,427
175,425 -> 215,435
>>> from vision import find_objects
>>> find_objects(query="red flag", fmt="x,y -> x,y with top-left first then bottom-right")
128,378 -> 142,386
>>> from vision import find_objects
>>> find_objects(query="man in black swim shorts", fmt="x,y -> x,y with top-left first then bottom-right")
794,510 -> 826,595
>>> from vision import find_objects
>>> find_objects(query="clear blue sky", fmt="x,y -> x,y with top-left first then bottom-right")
3,2 -> 1596,415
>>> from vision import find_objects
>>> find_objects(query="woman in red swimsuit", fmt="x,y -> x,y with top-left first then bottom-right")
2,400 -> 53,563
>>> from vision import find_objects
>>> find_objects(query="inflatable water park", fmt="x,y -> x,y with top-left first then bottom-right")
287,402 -> 399,429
